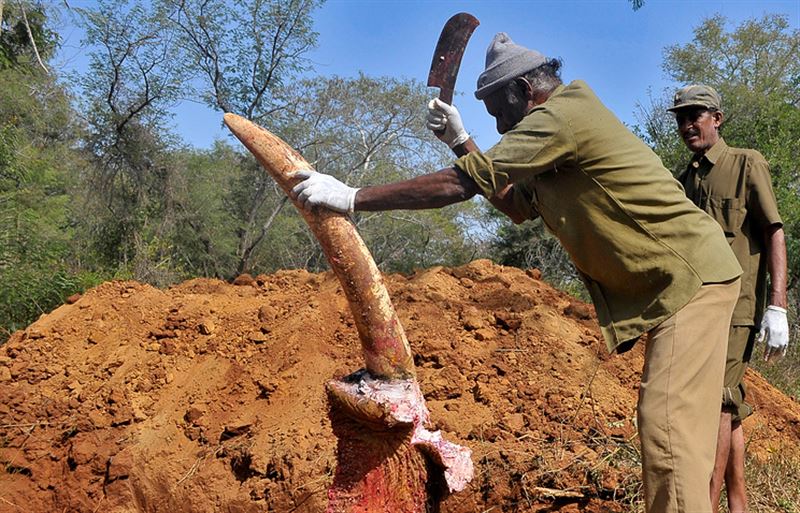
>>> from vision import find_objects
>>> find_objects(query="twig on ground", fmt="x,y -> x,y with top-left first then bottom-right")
533,486 -> 584,498
176,445 -> 224,485
91,495 -> 106,513
0,496 -> 23,510
0,422 -> 49,429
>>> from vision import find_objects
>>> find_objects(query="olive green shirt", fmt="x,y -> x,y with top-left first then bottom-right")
678,139 -> 782,326
455,80 -> 742,353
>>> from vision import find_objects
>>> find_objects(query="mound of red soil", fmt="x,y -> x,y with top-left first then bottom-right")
1,260 -> 798,513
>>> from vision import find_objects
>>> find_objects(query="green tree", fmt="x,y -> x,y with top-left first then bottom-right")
261,74 -> 481,274
73,0 -> 196,283
632,89 -> 688,175
162,0 -> 324,275
70,0 -> 325,282
490,214 -> 584,296
0,4 -> 100,342
72,0 -> 479,279
163,0 -> 321,122
165,143 -> 244,278
145,74 -> 483,279
0,0 -> 57,70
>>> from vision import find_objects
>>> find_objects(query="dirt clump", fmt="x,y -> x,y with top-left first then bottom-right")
1,259 -> 798,512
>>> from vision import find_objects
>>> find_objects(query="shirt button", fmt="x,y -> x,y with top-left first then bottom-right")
692,161 -> 700,169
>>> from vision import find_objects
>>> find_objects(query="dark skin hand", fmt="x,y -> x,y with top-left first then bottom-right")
352,117 -> 482,212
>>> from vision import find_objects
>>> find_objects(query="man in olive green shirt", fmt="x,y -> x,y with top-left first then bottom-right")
292,33 -> 742,513
669,84 -> 790,513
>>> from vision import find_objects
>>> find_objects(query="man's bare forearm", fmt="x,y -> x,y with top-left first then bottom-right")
765,225 -> 788,308
354,168 -> 479,211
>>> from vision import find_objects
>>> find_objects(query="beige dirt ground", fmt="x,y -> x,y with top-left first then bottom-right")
1,259 -> 798,512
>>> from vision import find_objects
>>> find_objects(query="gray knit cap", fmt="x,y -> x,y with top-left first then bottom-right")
475,33 -> 547,100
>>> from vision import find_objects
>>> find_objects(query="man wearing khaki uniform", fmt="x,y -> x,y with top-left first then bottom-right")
292,34 -> 742,513
669,85 -> 790,513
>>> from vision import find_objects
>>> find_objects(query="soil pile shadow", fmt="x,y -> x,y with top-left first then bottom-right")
1,260 -> 799,512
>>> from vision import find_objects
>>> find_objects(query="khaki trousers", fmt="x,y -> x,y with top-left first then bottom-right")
638,279 -> 740,513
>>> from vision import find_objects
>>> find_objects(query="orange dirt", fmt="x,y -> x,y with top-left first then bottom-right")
1,259 -> 798,513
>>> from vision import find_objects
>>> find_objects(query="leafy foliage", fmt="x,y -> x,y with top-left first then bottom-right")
0,43 -> 105,341
631,90 -> 687,175
628,0 -> 645,11
71,0 -> 187,281
0,1 -> 58,70
163,0 -> 321,121
64,2 -> 479,280
271,74 -> 480,273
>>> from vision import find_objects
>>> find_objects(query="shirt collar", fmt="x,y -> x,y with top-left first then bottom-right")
701,138 -> 728,165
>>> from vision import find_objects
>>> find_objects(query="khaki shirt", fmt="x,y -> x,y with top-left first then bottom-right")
455,80 -> 742,353
679,139 -> 782,326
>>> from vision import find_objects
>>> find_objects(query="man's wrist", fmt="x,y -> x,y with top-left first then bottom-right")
768,297 -> 788,309
767,305 -> 787,314
448,132 -> 470,149
348,188 -> 360,214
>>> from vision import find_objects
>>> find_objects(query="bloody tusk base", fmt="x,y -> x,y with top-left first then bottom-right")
325,370 -> 473,513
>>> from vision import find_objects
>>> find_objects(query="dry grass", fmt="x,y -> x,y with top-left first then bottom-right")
737,453 -> 800,513
731,315 -> 800,512
613,451 -> 800,513
595,432 -> 800,513
750,347 -> 800,401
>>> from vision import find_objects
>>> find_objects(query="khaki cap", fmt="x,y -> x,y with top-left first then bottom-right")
667,84 -> 722,112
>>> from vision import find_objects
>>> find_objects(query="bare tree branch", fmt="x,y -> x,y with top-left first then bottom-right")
18,0 -> 48,73
237,196 -> 289,274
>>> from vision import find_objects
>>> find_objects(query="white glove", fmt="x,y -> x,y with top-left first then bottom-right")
291,169 -> 359,214
426,98 -> 469,148
758,305 -> 789,361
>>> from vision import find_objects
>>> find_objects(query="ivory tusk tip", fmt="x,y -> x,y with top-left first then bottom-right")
223,112 -> 246,132
222,112 -> 239,122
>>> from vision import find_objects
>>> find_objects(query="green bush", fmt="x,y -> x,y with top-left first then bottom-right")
0,267 -> 105,342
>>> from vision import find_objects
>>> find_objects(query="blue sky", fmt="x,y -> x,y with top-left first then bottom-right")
56,0 -> 799,150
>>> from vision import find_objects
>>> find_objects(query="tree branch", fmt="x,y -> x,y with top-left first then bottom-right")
18,0 -> 48,73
